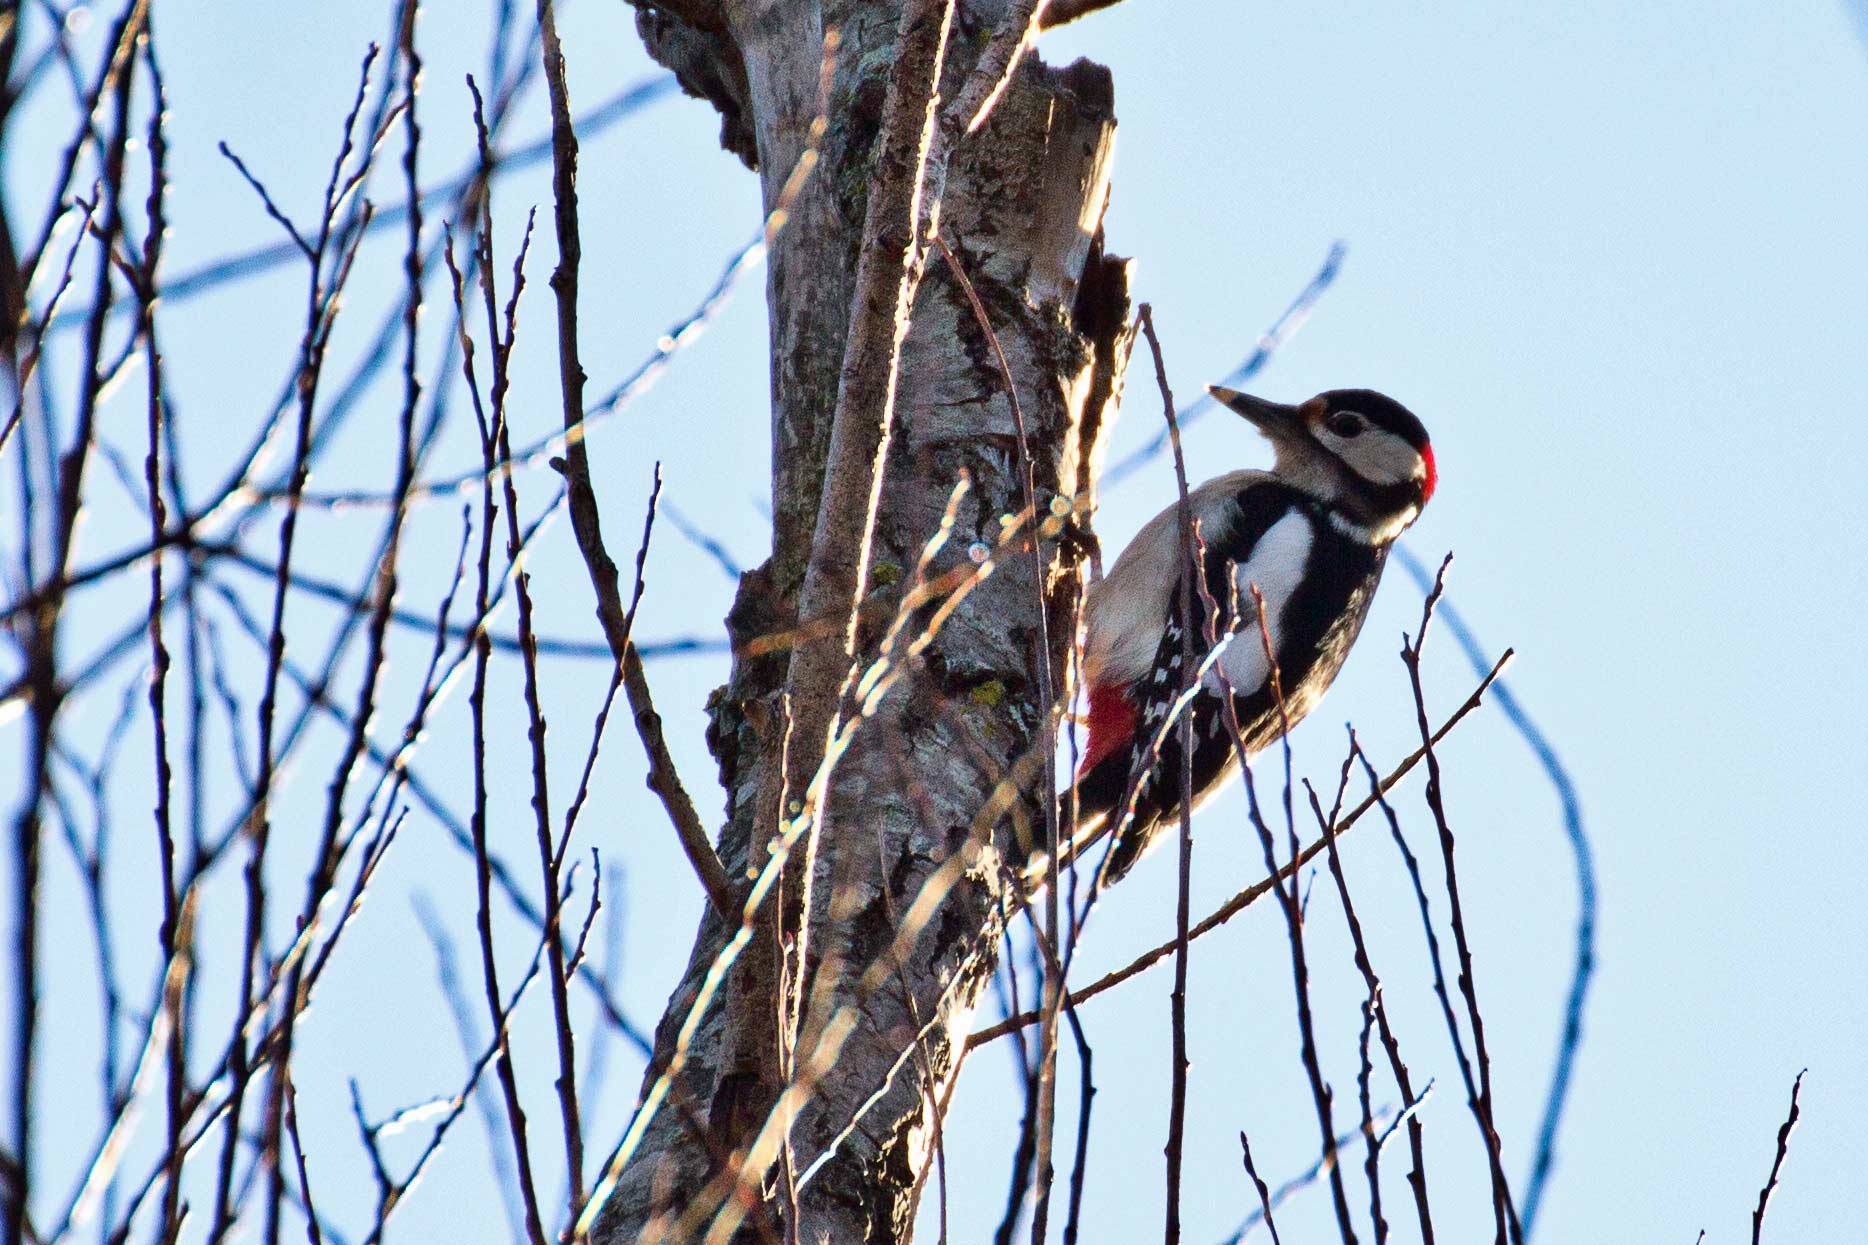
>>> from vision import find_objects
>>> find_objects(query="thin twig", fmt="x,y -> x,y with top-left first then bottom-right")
262,20 -> 426,1245
1135,305 -> 1197,1245
133,31 -> 185,1245
1355,986 -> 1385,1244
1221,579 -> 1359,1245
9,13 -> 145,1242
1313,746 -> 1435,1244
412,893 -> 527,1239
967,648 -> 1513,1048
282,1078 -> 325,1245
58,77 -> 678,324
204,39 -> 385,1238
1751,1070 -> 1805,1245
355,897 -> 562,1245
1059,1000 -> 1096,1245
1104,243 -> 1344,485
931,230 -> 1070,1245
454,183 -> 550,1245
1221,1096 -> 1428,1245
1402,556 -> 1520,1245
521,30 -> 732,919
1239,1132 -> 1285,1245
514,14 -> 593,1214
1391,542 -> 1594,1236
217,143 -> 314,260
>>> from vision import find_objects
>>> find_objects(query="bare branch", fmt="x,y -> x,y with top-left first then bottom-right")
525,15 -> 732,919
1402,557 -> 1521,1245
1391,542 -> 1595,1236
1751,1070 -> 1805,1245
1133,304 -> 1200,1245
1311,748 -> 1435,1243
1104,243 -> 1344,486
967,648 -> 1513,1049
282,1079 -> 325,1245
138,32 -> 186,1245
216,142 -> 314,261
451,173 -> 550,1245
1238,1132 -> 1285,1245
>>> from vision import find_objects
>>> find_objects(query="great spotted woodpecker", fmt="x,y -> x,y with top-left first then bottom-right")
1066,386 -> 1436,883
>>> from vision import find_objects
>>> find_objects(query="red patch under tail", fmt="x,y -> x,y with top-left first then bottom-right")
1080,683 -> 1138,776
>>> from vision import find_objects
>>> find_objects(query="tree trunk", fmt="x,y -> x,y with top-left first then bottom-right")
594,4 -> 1130,1239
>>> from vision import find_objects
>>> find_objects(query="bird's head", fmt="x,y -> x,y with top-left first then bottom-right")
1208,385 -> 1436,542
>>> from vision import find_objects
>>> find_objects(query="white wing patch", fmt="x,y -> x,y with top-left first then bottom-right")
1203,509 -> 1315,699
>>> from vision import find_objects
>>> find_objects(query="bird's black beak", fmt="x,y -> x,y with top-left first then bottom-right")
1207,386 -> 1307,442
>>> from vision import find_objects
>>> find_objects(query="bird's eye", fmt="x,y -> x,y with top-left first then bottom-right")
1326,411 -> 1363,437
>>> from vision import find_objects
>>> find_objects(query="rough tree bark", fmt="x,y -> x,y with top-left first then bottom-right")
593,3 -> 1130,1240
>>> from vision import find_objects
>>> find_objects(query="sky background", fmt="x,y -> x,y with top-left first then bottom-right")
4,1 -> 1867,1242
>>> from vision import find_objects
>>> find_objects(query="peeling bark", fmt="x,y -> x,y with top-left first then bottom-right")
596,4 -> 1130,1240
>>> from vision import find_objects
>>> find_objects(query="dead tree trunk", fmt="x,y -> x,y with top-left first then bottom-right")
592,3 -> 1130,1239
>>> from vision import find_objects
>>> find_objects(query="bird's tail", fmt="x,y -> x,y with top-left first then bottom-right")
1045,747 -> 1151,890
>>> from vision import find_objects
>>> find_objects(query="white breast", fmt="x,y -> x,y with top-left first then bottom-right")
1203,509 -> 1315,699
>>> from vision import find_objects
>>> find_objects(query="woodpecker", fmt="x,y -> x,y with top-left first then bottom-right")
1066,386 -> 1436,883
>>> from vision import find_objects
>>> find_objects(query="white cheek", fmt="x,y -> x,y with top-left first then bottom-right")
1332,430 -> 1423,487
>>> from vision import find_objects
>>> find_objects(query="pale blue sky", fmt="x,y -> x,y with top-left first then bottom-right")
5,1 -> 1865,1242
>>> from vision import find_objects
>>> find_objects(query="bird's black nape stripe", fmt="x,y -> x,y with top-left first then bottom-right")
1360,476 -> 1426,520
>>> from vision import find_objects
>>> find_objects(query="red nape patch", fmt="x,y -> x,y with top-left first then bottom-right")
1079,684 -> 1138,775
1420,442 -> 1439,503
